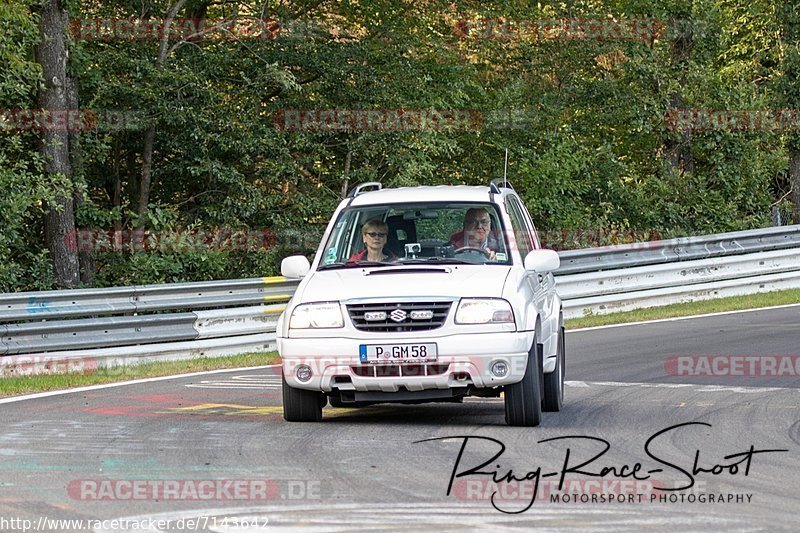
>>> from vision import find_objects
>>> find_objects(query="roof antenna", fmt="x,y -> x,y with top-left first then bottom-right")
503,148 -> 509,188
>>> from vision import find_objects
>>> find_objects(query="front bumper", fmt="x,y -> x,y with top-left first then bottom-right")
278,331 -> 533,392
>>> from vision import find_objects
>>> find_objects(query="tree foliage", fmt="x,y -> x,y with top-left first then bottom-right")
0,0 -> 796,290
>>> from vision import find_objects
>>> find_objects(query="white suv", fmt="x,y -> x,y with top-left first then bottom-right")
276,181 -> 564,426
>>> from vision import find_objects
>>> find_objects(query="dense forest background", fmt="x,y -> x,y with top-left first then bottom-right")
1,0 -> 799,291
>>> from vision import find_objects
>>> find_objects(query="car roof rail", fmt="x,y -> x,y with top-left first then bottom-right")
347,182 -> 383,198
490,178 -> 514,191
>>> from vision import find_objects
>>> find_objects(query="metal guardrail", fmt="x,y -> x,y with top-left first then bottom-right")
2,225 -> 800,373
556,247 -> 800,299
557,224 -> 800,275
0,305 -> 285,356
0,277 -> 297,322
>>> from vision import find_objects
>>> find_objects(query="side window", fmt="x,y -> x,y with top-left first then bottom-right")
506,198 -> 533,258
323,210 -> 376,263
516,198 -> 541,249
323,218 -> 350,264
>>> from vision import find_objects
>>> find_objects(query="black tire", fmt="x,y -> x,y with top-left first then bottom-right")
543,326 -> 565,412
282,375 -> 323,422
504,338 -> 542,427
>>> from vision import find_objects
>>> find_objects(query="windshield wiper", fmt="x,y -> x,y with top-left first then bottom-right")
317,260 -> 396,270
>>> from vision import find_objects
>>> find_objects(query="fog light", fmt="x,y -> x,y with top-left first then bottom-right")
490,360 -> 509,378
296,364 -> 313,382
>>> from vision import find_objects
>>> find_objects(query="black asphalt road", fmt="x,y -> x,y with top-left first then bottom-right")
1,306 -> 799,531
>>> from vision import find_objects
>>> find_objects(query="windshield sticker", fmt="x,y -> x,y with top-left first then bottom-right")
324,248 -> 337,264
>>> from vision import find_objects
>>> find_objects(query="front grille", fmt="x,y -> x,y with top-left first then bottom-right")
351,364 -> 450,378
347,301 -> 452,332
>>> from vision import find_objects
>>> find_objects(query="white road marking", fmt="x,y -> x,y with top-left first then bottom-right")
568,301 -> 800,332
565,380 -> 590,387
186,374 -> 282,390
0,365 -> 281,404
565,380 -> 794,393
184,384 -> 280,389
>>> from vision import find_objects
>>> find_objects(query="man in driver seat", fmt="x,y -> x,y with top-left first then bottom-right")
449,207 -> 499,260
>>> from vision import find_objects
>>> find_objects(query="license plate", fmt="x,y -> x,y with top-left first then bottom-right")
359,343 -> 438,363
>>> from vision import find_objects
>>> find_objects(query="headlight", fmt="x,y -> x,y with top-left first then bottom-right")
289,302 -> 344,329
455,298 -> 514,324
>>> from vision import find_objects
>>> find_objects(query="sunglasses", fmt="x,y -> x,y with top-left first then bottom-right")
365,232 -> 387,238
467,219 -> 491,228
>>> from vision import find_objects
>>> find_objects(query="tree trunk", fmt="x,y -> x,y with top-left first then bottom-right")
663,14 -> 694,177
66,75 -> 95,285
136,0 -> 188,227
341,149 -> 352,198
790,144 -> 800,224
111,138 -> 122,229
126,145 -> 138,224
664,94 -> 694,175
780,6 -> 800,223
185,0 -> 211,22
36,0 -> 79,288
137,126 -> 156,227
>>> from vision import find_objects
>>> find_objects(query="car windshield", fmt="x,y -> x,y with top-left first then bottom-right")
317,202 -> 511,269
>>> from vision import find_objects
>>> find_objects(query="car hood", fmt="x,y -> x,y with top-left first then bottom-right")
297,265 -> 511,302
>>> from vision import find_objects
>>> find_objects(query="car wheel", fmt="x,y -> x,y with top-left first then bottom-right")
504,337 -> 542,427
282,374 -> 323,422
543,326 -> 565,412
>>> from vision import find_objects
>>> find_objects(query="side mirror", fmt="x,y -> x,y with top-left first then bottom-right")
524,249 -> 560,273
281,255 -> 311,278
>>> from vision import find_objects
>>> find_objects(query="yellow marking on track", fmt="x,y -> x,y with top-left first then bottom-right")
324,407 -> 388,418
170,403 -> 282,416
168,403 -> 377,418
677,402 -> 686,407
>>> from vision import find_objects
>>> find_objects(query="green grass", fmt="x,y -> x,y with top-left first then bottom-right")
565,288 -> 800,330
0,351 -> 279,398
